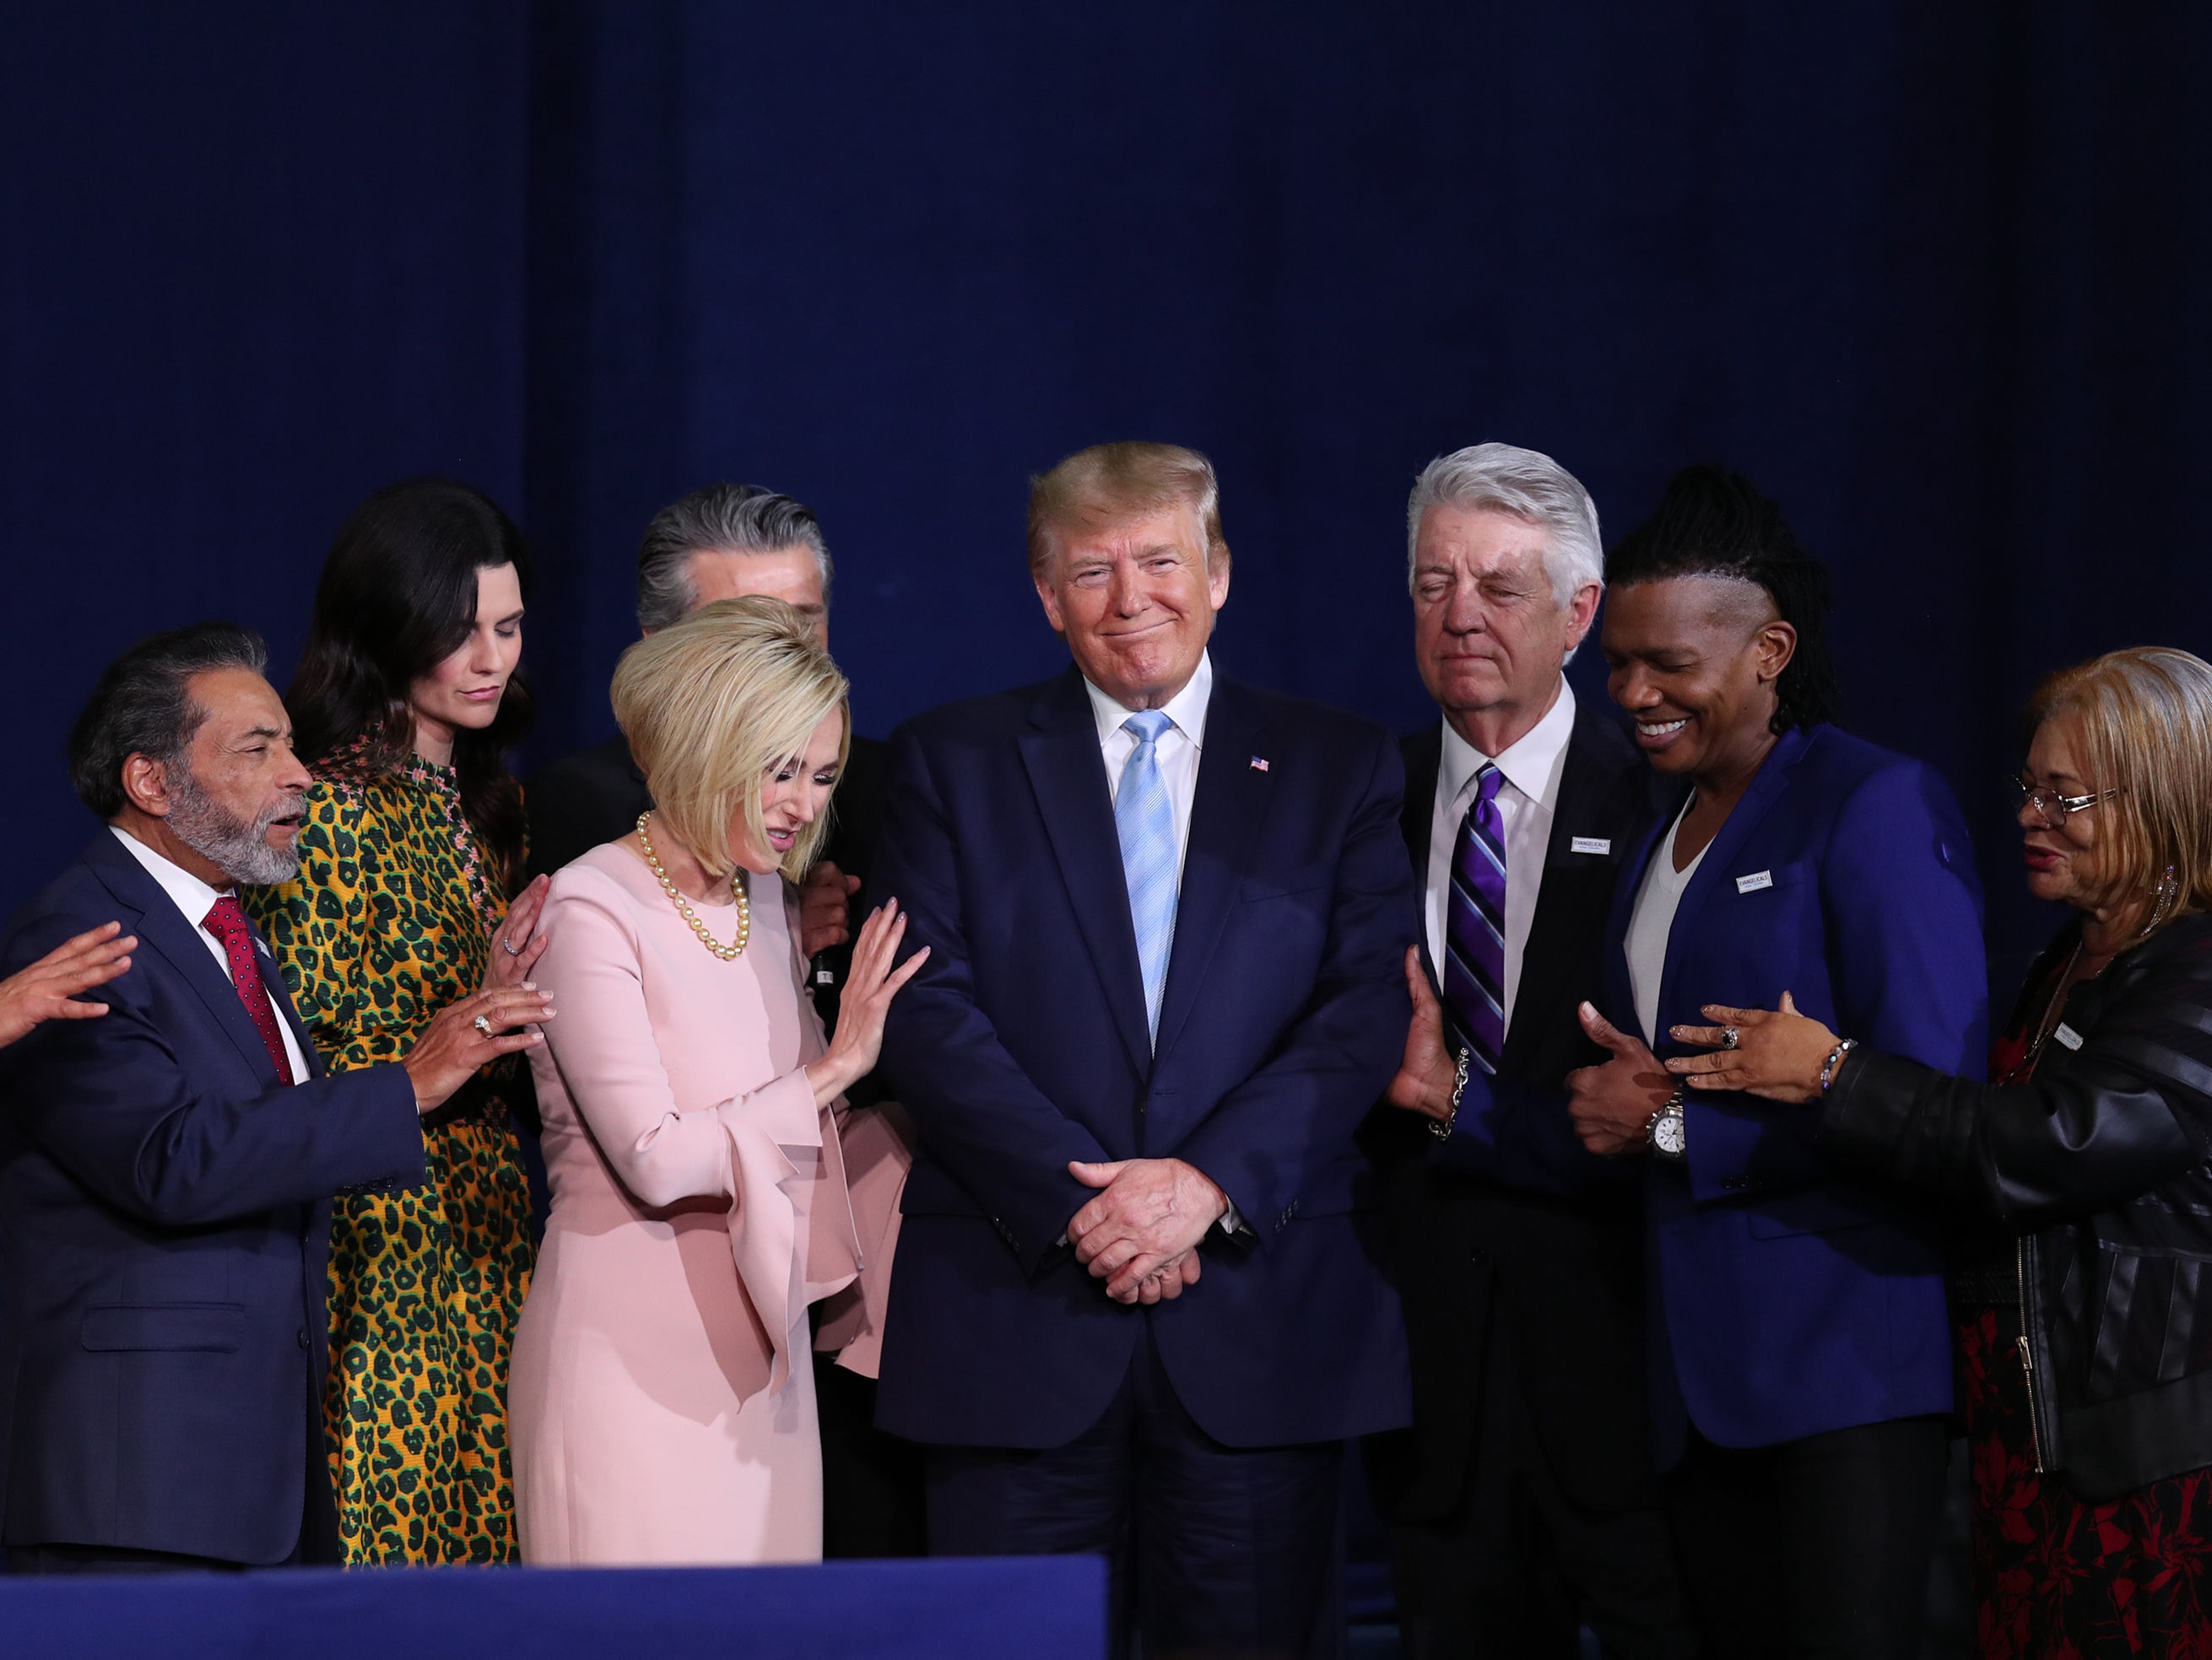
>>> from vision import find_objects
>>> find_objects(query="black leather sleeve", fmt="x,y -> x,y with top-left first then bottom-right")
1819,936 -> 2212,1230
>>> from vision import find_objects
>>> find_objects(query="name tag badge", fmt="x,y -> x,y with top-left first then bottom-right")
1736,869 -> 1775,895
2053,1022 -> 2084,1052
1570,836 -> 1612,856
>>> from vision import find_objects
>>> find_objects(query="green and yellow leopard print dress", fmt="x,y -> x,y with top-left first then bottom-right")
247,748 -> 534,1565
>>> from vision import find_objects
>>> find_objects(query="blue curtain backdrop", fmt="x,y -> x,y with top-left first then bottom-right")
3,2 -> 2209,985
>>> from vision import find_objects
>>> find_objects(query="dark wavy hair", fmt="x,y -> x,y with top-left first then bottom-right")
286,478 -> 533,891
1604,464 -> 1842,734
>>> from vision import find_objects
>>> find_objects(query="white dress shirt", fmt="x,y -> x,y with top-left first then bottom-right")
111,826 -> 308,1085
1424,679 -> 1577,1041
1084,649 -> 1212,886
1625,798 -> 1708,1048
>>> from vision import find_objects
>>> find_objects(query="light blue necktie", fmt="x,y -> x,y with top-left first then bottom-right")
1115,711 -> 1179,1044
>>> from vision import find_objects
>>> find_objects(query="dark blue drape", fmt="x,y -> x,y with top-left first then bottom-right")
5,2 -> 2209,983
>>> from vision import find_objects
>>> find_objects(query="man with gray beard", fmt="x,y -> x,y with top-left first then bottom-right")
0,623 -> 554,1571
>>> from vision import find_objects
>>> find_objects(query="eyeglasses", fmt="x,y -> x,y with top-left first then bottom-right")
2013,774 -> 2123,828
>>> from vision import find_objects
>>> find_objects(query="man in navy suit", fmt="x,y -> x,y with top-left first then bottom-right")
0,623 -> 551,1572
872,442 -> 1417,1657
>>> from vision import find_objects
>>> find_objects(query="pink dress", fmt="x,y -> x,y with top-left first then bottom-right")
510,842 -> 872,1565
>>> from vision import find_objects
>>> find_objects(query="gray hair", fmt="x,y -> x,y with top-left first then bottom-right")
68,622 -> 269,819
1406,443 -> 1604,607
635,484 -> 835,633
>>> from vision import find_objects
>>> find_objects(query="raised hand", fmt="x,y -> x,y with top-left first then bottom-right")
0,922 -> 138,1048
1386,946 -> 1458,1125
485,873 -> 551,987
1066,1157 -> 1229,1304
799,862 -> 863,959
1667,992 -> 1840,1104
804,899 -> 928,1106
401,985 -> 554,1114
1566,1001 -> 1675,1155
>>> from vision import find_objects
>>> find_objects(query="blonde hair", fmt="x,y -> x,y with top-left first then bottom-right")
609,596 -> 850,882
2028,646 -> 2212,933
1026,441 -> 1230,576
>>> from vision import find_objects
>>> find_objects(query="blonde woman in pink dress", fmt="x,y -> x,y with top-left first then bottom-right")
509,596 -> 926,1565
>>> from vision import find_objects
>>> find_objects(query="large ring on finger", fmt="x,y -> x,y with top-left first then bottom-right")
500,937 -> 523,956
1721,1026 -> 1740,1051
473,1014 -> 495,1038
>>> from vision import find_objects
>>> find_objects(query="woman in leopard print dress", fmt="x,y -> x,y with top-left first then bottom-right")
247,478 -> 550,1565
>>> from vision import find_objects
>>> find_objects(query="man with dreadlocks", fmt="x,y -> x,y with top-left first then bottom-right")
1557,465 -> 1987,1658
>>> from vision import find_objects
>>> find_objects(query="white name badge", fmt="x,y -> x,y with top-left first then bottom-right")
1736,870 -> 1775,894
1570,836 -> 1612,856
2053,1022 -> 2084,1052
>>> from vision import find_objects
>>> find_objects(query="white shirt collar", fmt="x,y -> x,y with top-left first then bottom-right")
110,825 -> 234,932
1439,678 -> 1577,810
1084,650 -> 1214,751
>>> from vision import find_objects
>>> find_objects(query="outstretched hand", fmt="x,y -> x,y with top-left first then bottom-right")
805,900 -> 928,1106
1385,947 -> 1458,1126
402,985 -> 554,1115
1565,1002 -> 1674,1155
485,874 -> 551,987
1066,1158 -> 1227,1305
1667,992 -> 1841,1104
0,922 -> 137,1049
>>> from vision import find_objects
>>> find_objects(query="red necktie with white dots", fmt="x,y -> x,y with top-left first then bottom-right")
202,895 -> 295,1085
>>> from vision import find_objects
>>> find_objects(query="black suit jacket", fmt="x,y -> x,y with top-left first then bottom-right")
526,730 -> 887,1030
1372,697 -> 1663,1518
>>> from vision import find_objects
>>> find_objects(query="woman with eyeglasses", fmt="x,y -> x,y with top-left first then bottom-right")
1666,646 -> 2212,1658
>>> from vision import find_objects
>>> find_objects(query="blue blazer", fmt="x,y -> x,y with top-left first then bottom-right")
870,668 -> 1419,1450
1598,725 -> 1988,1462
0,831 -> 426,1564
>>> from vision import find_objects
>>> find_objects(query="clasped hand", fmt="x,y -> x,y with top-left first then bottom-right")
1067,1158 -> 1226,1306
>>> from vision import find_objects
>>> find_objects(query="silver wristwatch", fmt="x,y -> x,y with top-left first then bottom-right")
1647,1089 -> 1687,1160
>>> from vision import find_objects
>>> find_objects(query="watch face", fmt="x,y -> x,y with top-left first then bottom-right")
1652,1111 -> 1687,1156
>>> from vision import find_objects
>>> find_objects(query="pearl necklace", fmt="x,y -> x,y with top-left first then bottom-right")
635,812 -> 749,960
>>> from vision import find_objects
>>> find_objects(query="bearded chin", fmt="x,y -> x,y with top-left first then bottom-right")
166,775 -> 302,888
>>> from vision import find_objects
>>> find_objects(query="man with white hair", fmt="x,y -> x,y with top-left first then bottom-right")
1371,445 -> 1696,1656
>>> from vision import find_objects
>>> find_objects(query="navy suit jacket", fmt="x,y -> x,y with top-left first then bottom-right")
870,667 -> 1419,1450
0,830 -> 426,1564
1598,725 -> 1987,1462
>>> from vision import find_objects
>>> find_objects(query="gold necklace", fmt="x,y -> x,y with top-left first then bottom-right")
635,812 -> 749,960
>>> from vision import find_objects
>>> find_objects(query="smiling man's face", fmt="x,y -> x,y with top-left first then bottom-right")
1034,501 -> 1229,711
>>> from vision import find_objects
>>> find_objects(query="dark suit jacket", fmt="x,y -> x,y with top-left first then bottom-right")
1371,700 -> 1665,1519
0,831 -> 426,1564
526,731 -> 887,1031
1597,723 -> 1986,1463
869,667 -> 1419,1451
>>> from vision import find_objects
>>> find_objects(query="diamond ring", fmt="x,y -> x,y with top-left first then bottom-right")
1721,1026 -> 1740,1051
473,1014 -> 495,1038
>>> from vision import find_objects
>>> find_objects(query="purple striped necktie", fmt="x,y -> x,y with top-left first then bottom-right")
1443,763 -> 1508,1074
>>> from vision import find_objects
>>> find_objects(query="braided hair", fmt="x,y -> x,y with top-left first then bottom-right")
1605,465 -> 1841,735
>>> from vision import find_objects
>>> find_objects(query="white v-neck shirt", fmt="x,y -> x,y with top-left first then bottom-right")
111,826 -> 308,1084
1625,799 -> 1708,1048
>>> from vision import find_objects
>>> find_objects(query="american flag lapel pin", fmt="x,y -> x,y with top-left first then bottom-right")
1249,756 -> 1269,772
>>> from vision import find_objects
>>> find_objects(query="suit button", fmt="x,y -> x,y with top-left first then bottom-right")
297,1328 -> 310,1349
1468,1248 -> 1489,1266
